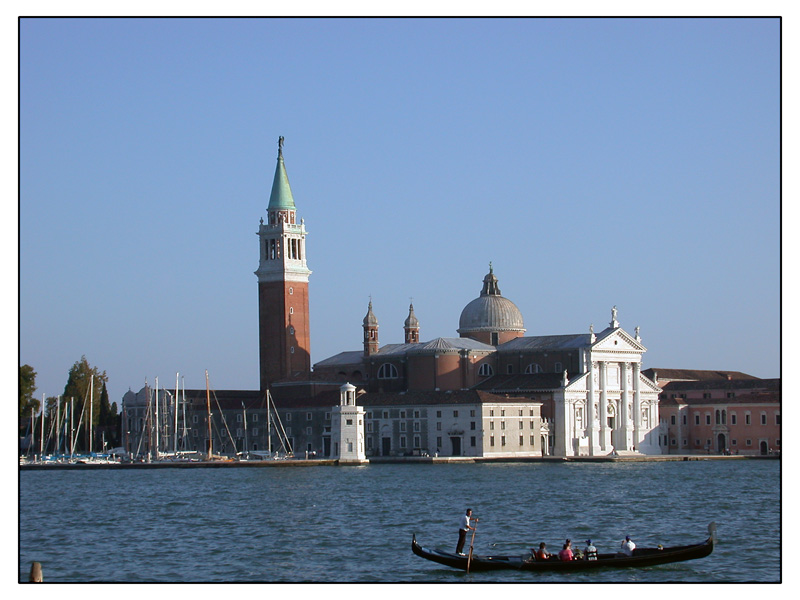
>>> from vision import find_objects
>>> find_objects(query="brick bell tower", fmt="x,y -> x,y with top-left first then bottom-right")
255,137 -> 312,391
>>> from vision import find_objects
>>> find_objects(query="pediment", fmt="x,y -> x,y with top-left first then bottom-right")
592,328 -> 646,353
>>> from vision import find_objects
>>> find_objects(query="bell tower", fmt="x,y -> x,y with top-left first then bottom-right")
255,137 -> 312,390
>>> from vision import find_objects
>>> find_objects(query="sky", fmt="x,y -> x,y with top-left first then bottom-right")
17,16 -> 781,407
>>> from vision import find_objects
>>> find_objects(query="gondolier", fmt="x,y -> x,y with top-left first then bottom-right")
456,508 -> 476,555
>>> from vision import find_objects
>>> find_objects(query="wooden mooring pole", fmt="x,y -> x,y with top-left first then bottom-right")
29,561 -> 42,582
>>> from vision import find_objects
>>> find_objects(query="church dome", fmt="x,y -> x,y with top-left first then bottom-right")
457,266 -> 525,335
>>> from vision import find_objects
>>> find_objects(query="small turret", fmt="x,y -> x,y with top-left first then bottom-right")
363,300 -> 379,356
404,302 -> 420,344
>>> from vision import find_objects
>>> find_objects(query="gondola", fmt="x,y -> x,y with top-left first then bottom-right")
411,522 -> 716,572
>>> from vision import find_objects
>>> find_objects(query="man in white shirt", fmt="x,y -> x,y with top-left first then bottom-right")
620,535 -> 636,556
456,508 -> 475,555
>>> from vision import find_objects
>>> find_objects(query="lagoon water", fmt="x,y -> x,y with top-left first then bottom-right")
19,460 -> 779,583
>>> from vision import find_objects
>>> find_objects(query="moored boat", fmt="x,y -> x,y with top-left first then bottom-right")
412,522 -> 716,572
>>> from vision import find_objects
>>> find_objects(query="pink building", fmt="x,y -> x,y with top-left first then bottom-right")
644,369 -> 780,455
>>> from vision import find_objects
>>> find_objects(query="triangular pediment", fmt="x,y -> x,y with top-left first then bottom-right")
592,328 -> 646,352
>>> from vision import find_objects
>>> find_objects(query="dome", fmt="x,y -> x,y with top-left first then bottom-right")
404,303 -> 419,329
363,300 -> 378,327
458,295 -> 525,332
457,266 -> 525,335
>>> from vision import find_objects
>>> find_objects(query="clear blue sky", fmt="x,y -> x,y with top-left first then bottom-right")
18,17 -> 780,405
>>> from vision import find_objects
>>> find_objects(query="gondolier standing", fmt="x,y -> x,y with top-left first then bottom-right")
456,508 -> 476,555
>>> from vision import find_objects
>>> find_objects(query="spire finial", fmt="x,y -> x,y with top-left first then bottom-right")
278,136 -> 284,158
489,261 -> 493,274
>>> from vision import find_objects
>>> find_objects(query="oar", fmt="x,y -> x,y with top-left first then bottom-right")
466,517 -> 479,573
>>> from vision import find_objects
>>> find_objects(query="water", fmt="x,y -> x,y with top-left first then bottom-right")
19,460 -> 780,582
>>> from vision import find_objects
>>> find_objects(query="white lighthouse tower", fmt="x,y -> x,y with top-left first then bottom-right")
330,382 -> 367,463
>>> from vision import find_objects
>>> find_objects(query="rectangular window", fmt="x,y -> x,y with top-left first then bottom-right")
470,410 -> 476,417
436,411 -> 441,418
776,413 -> 781,425
252,428 -> 259,436
746,439 -> 752,446
367,423 -> 373,433
286,413 -> 292,422
193,415 -> 198,424
470,437 -> 476,447
529,409 -> 534,416
682,415 -> 687,425
413,410 -> 420,418
400,436 -> 406,449
324,412 -> 330,420
731,439 -> 737,446
694,414 -> 700,425
306,412 -> 312,421
501,409 -> 505,416
436,437 -> 442,448
530,420 -> 534,429
761,413 -> 767,425
413,436 -> 421,448
253,413 -> 259,422
400,410 -> 406,418
470,422 -> 476,430
530,435 -> 535,446
490,436 -> 495,447
236,428 -> 242,437
453,410 -> 458,417
671,416 -> 676,425
400,422 -> 406,432
345,419 -> 352,426
490,422 -> 494,430
236,414 -> 242,423
286,427 -> 292,436
436,422 -> 442,431
519,435 -> 524,446
706,414 -> 711,425
501,436 -> 506,446
500,421 -> 505,430
731,414 -> 737,425
519,421 -> 523,429
490,409 -> 494,417
745,413 -> 751,425
306,427 -> 313,435
383,411 -> 389,419
413,422 -> 420,432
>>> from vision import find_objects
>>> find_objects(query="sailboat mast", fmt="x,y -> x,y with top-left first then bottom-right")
70,397 -> 74,458
154,377 -> 160,458
174,372 -> 179,455
89,375 -> 94,455
242,402 -> 248,458
267,390 -> 272,455
205,370 -> 212,460
40,394 -> 45,458
55,397 -> 61,455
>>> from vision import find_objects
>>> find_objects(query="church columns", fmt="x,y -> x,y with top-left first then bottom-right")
587,362 -> 597,456
633,362 -> 642,449
619,362 -> 631,451
599,362 -> 610,451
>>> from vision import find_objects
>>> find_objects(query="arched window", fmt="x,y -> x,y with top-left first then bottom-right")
525,363 -> 543,374
478,363 -> 493,377
377,363 -> 399,379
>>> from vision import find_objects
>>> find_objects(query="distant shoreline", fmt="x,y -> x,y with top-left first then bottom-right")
18,454 -> 779,470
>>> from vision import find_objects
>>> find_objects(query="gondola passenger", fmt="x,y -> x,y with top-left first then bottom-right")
535,542 -> 551,560
558,540 -> 573,561
584,539 -> 598,560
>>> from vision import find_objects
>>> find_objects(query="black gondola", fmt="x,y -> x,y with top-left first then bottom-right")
411,522 -> 716,572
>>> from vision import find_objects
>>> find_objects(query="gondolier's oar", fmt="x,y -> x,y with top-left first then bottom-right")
466,517 -> 479,573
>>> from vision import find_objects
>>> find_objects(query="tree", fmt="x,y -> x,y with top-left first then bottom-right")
19,365 -> 39,419
62,356 -> 108,451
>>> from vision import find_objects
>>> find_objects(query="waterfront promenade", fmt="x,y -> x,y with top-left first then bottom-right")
18,453 -> 778,470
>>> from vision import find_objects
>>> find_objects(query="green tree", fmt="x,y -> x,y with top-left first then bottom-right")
19,365 -> 39,418
62,356 -> 108,451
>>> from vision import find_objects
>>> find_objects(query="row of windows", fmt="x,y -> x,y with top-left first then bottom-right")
668,438 -> 782,448
377,362 -> 564,379
670,411 -> 780,426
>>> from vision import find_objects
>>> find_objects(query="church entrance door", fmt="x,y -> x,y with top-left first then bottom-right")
717,433 -> 726,454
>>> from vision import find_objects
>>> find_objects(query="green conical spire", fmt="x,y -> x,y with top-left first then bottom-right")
268,136 -> 296,211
